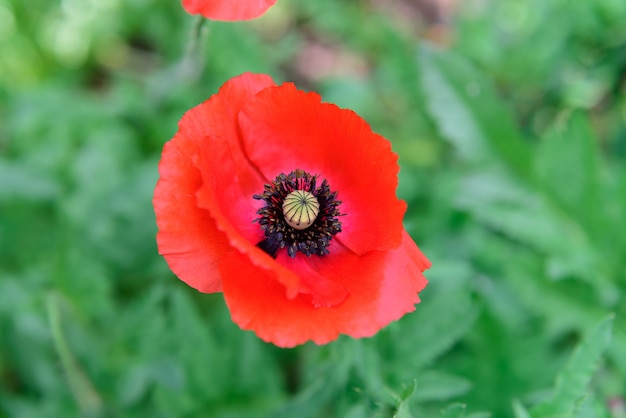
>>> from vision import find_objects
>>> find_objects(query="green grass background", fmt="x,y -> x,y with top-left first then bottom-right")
1,0 -> 625,417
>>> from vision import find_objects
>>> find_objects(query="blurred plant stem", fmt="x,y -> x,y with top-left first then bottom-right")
47,293 -> 103,418
179,15 -> 209,83
149,15 -> 209,104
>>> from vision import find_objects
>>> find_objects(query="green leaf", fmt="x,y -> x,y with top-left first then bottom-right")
531,315 -> 614,418
439,403 -> 467,418
418,45 -> 532,178
390,277 -> 479,374
0,159 -> 59,202
466,413 -> 492,418
167,288 -> 222,399
534,111 -> 600,226
456,169 -> 618,304
350,339 -> 386,397
414,371 -> 472,402
268,375 -> 338,418
393,380 -> 416,418
512,400 -> 532,418
498,253 -> 626,375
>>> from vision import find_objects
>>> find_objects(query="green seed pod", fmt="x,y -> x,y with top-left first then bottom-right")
282,190 -> 320,230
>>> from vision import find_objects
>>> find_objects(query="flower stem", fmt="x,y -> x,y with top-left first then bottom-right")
179,15 -> 210,82
47,293 -> 103,416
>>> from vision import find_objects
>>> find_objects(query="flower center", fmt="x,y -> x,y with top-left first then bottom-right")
282,190 -> 320,230
253,169 -> 342,258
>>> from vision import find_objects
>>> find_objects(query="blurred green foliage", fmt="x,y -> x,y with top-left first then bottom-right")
1,0 -> 625,417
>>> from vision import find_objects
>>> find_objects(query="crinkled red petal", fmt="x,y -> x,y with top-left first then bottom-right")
220,231 -> 430,347
238,83 -> 407,256
182,0 -> 276,21
153,134 -> 227,293
155,73 -> 273,293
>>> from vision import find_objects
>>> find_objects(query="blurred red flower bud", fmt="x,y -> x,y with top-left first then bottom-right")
182,0 -> 276,21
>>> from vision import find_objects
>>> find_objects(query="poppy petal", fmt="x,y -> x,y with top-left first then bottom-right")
238,83 -> 407,256
178,72 -> 274,240
155,73 -> 274,293
153,134 -> 228,293
182,0 -> 277,21
178,72 -> 275,206
220,231 -> 430,347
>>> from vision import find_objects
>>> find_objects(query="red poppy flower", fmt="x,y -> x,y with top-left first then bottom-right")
182,0 -> 276,21
153,73 -> 430,347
